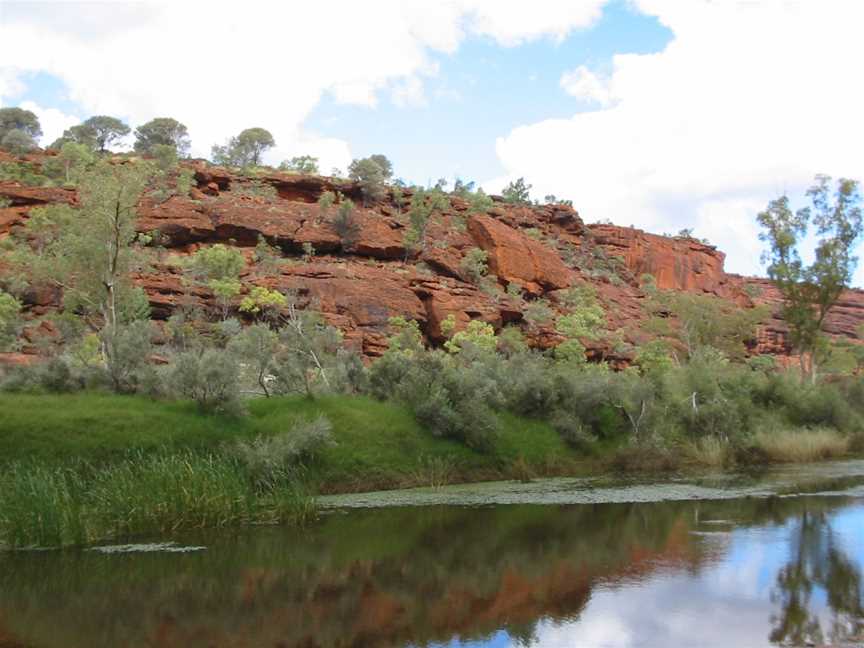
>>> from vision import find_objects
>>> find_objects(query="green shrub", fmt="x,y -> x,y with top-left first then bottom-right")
549,410 -> 596,451
369,348 -> 501,451
460,248 -> 489,284
0,289 -> 22,350
234,415 -> 335,489
166,349 -> 244,415
331,198 -> 360,247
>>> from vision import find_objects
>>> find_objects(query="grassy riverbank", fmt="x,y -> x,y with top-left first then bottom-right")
0,392 -> 857,548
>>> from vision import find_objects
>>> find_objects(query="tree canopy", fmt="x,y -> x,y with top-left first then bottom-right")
83,116 -> 131,152
0,129 -> 37,154
0,107 -> 42,142
502,177 -> 532,205
211,128 -> 275,167
348,154 -> 393,204
279,155 -> 319,174
133,118 -> 191,156
758,174 -> 863,378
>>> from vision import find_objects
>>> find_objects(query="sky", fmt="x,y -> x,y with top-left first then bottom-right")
1,0 -> 863,283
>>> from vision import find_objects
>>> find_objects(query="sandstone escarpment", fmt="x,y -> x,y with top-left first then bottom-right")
3,153 -> 864,366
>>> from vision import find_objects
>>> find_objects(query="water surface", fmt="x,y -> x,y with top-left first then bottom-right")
2,462 -> 864,647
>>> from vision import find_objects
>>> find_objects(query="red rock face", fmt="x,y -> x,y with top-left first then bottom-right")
3,153 -> 864,366
589,225 -> 731,296
468,214 -> 573,294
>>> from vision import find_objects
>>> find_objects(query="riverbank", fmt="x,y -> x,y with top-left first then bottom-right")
0,392 -> 859,548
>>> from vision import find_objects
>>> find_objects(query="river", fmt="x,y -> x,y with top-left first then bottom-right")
2,461 -> 864,647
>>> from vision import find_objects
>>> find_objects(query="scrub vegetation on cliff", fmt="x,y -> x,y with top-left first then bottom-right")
2,106 -> 864,546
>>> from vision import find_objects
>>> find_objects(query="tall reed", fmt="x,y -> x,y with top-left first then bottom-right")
0,450 -> 317,549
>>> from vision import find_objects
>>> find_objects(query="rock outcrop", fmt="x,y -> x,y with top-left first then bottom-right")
3,153 -> 864,366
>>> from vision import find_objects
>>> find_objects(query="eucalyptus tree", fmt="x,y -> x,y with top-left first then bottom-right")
758,175 -> 863,380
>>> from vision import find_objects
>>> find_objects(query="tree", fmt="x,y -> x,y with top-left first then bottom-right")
82,116 -> 130,152
189,244 -> 246,320
271,293 -> 343,397
502,177 -> 532,205
134,117 -> 191,156
50,123 -> 97,150
211,127 -> 275,167
228,323 -> 279,397
758,175 -> 863,380
0,107 -> 41,142
12,161 -> 151,390
279,155 -> 319,174
348,155 -> 393,204
1,129 -> 37,154
42,142 -> 94,185
403,187 -> 448,255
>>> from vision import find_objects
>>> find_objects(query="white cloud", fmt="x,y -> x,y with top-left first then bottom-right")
492,0 -> 864,281
560,65 -> 613,106
0,0 -> 610,167
18,100 -> 80,147
463,0 -> 608,46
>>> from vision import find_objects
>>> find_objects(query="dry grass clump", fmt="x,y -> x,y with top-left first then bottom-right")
753,428 -> 849,463
681,437 -> 729,467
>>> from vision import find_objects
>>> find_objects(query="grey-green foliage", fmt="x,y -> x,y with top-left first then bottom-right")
460,247 -> 488,284
50,123 -> 96,151
348,155 -> 392,204
369,344 -> 502,451
228,323 -> 279,397
452,179 -> 494,214
279,155 -> 319,174
42,142 -> 94,185
0,107 -> 41,143
233,180 -> 277,200
0,356 -> 81,393
331,198 -> 360,248
11,161 -> 152,389
134,118 -> 191,156
1,129 -> 37,154
167,348 -> 244,415
269,295 -> 344,398
211,127 -> 275,168
404,187 -> 448,255
0,290 -> 22,351
253,235 -> 283,275
502,177 -> 532,205
190,244 -> 245,281
102,320 -> 155,394
234,415 -> 335,489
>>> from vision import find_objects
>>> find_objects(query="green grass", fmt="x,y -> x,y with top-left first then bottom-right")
0,392 -> 574,547
0,393 -> 253,462
0,392 -> 573,487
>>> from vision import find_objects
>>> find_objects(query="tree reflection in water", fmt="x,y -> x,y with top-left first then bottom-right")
1,495 -> 863,647
770,508 -> 864,646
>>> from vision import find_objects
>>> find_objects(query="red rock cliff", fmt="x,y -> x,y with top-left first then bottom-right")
2,153 -> 863,365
